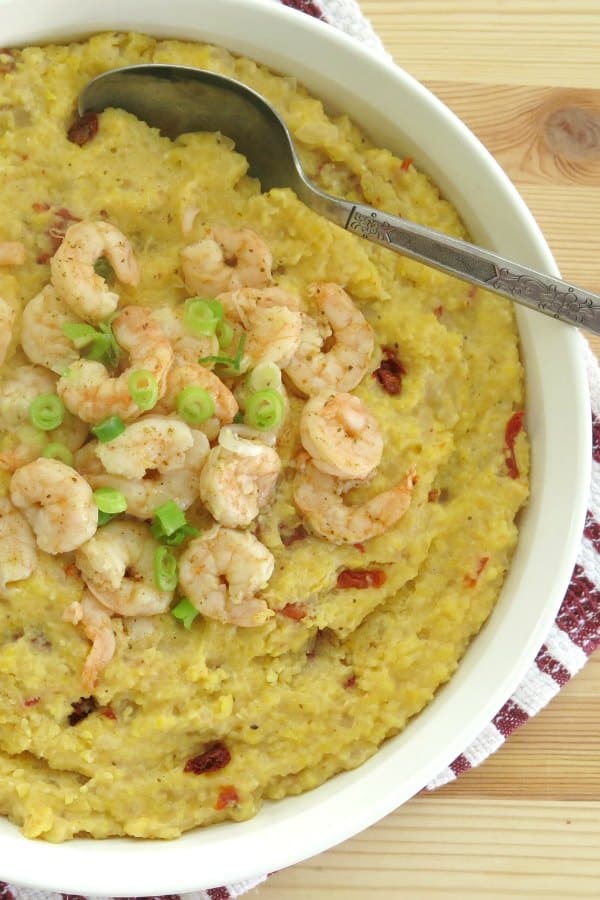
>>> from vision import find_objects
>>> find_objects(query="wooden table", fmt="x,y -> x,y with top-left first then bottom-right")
249,2 -> 600,897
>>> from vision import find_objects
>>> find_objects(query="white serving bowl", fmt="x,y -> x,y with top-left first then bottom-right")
0,0 -> 591,893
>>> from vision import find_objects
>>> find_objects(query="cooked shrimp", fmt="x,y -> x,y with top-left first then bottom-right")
178,526 -> 274,627
64,591 -> 116,692
198,442 -> 281,527
75,520 -> 173,616
58,305 -> 173,423
150,305 -> 218,366
0,365 -> 87,471
293,456 -> 416,544
0,497 -> 37,594
10,458 -> 97,554
153,361 -> 237,440
51,221 -> 139,321
218,286 -> 302,369
181,225 -> 272,297
300,391 -> 383,479
95,416 -> 194,479
75,429 -> 209,519
0,297 -> 15,365
0,241 -> 25,266
284,283 -> 374,395
21,284 -> 81,375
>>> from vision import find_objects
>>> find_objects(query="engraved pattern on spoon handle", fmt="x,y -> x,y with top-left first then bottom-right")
345,204 -> 600,334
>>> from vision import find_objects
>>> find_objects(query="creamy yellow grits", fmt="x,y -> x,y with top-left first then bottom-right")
0,32 -> 528,841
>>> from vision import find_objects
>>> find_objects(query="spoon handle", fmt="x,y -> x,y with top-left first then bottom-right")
340,202 -> 600,334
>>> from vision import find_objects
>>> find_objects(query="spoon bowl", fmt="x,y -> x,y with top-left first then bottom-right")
80,63 -> 600,334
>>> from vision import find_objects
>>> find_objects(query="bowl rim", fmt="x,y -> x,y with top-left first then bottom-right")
0,0 -> 591,893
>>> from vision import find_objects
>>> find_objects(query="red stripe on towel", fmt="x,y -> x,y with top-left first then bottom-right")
535,645 -> 571,686
492,699 -> 530,738
449,754 -> 472,777
555,564 -> 600,655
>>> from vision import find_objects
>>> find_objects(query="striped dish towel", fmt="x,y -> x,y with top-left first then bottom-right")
4,1 -> 599,899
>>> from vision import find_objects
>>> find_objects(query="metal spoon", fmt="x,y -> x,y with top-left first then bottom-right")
79,63 -> 600,334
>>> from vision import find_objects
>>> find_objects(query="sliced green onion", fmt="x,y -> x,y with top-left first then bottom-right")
154,546 -> 178,592
97,510 -> 117,526
93,487 -> 128,515
160,523 -> 199,547
176,385 -> 215,425
171,597 -> 199,629
233,410 -> 244,424
216,319 -> 234,349
183,298 -> 224,337
128,369 -> 159,411
151,501 -> 199,546
29,394 -> 65,431
94,257 -> 115,282
248,362 -> 283,394
91,415 -> 125,443
62,318 -> 121,369
62,322 -> 100,350
42,441 -> 74,466
199,332 -> 246,373
244,389 -> 285,431
152,500 -> 187,537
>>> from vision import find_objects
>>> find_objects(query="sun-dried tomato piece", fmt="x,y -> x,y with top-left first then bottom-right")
67,111 -> 99,146
214,785 -> 240,811
504,410 -> 524,479
279,523 -> 309,547
336,568 -> 387,589
279,603 -> 307,621
373,346 -> 406,395
184,741 -> 231,775
68,695 -> 98,726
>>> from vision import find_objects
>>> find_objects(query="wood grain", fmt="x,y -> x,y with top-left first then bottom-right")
248,2 -> 600,897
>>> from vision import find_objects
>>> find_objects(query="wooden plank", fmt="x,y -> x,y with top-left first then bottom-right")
360,0 -> 600,88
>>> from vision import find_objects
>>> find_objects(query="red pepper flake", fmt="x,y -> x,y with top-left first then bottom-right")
67,111 -> 99,146
400,156 -> 413,171
468,284 -> 478,299
353,542 -> 366,553
428,488 -> 441,502
343,673 -> 357,689
36,251 -> 51,265
504,410 -> 524,479
184,741 -> 231,775
63,561 -> 79,579
464,556 -> 490,588
214,785 -> 239,811
101,706 -> 117,720
24,696 -> 40,707
336,568 -> 387,589
32,201 -> 50,212
433,305 -> 444,318
373,345 -> 406,395
68,695 -> 98,726
279,522 -> 309,547
279,603 -> 307,621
